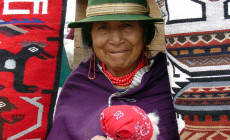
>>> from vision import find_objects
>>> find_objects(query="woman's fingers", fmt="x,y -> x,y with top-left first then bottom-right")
91,135 -> 108,140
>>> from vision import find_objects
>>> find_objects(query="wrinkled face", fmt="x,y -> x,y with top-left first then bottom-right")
91,21 -> 144,74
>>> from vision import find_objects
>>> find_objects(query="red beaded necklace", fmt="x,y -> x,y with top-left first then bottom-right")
101,57 -> 146,86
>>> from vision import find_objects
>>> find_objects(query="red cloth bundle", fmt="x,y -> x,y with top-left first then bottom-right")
100,105 -> 159,140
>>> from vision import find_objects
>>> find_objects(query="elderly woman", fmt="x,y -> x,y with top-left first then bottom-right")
47,0 -> 179,140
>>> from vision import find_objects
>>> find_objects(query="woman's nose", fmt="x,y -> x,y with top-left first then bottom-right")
109,29 -> 124,45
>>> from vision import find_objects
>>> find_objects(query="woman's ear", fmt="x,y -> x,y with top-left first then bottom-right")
144,38 -> 148,45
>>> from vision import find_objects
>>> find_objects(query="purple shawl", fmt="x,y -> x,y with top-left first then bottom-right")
47,52 -> 179,140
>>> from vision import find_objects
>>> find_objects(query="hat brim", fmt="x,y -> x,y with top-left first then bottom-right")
68,14 -> 163,28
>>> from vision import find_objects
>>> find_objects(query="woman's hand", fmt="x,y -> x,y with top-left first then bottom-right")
91,135 -> 108,140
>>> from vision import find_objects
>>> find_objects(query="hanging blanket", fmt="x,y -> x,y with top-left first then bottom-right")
0,0 -> 66,139
155,0 -> 230,139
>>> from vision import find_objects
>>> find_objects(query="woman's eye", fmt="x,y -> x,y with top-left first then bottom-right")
98,25 -> 107,30
122,23 -> 134,32
123,23 -> 132,27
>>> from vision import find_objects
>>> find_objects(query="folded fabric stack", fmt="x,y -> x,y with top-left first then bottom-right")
155,0 -> 230,139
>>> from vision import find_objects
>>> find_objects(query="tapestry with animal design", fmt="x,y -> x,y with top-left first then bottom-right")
0,0 -> 66,139
155,0 -> 230,139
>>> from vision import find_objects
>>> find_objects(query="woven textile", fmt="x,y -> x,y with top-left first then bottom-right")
0,0 -> 66,139
155,0 -> 230,139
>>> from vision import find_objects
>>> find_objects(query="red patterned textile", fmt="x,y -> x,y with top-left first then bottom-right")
0,0 -> 66,139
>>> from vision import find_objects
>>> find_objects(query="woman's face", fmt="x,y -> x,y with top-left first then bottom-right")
91,21 -> 144,76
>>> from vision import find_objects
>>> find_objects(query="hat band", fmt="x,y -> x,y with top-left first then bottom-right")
86,3 -> 149,17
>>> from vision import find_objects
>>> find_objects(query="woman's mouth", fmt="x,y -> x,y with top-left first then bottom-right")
110,50 -> 128,54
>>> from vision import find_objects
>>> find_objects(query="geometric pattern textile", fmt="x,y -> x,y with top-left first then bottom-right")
0,0 -> 66,139
155,0 -> 230,139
